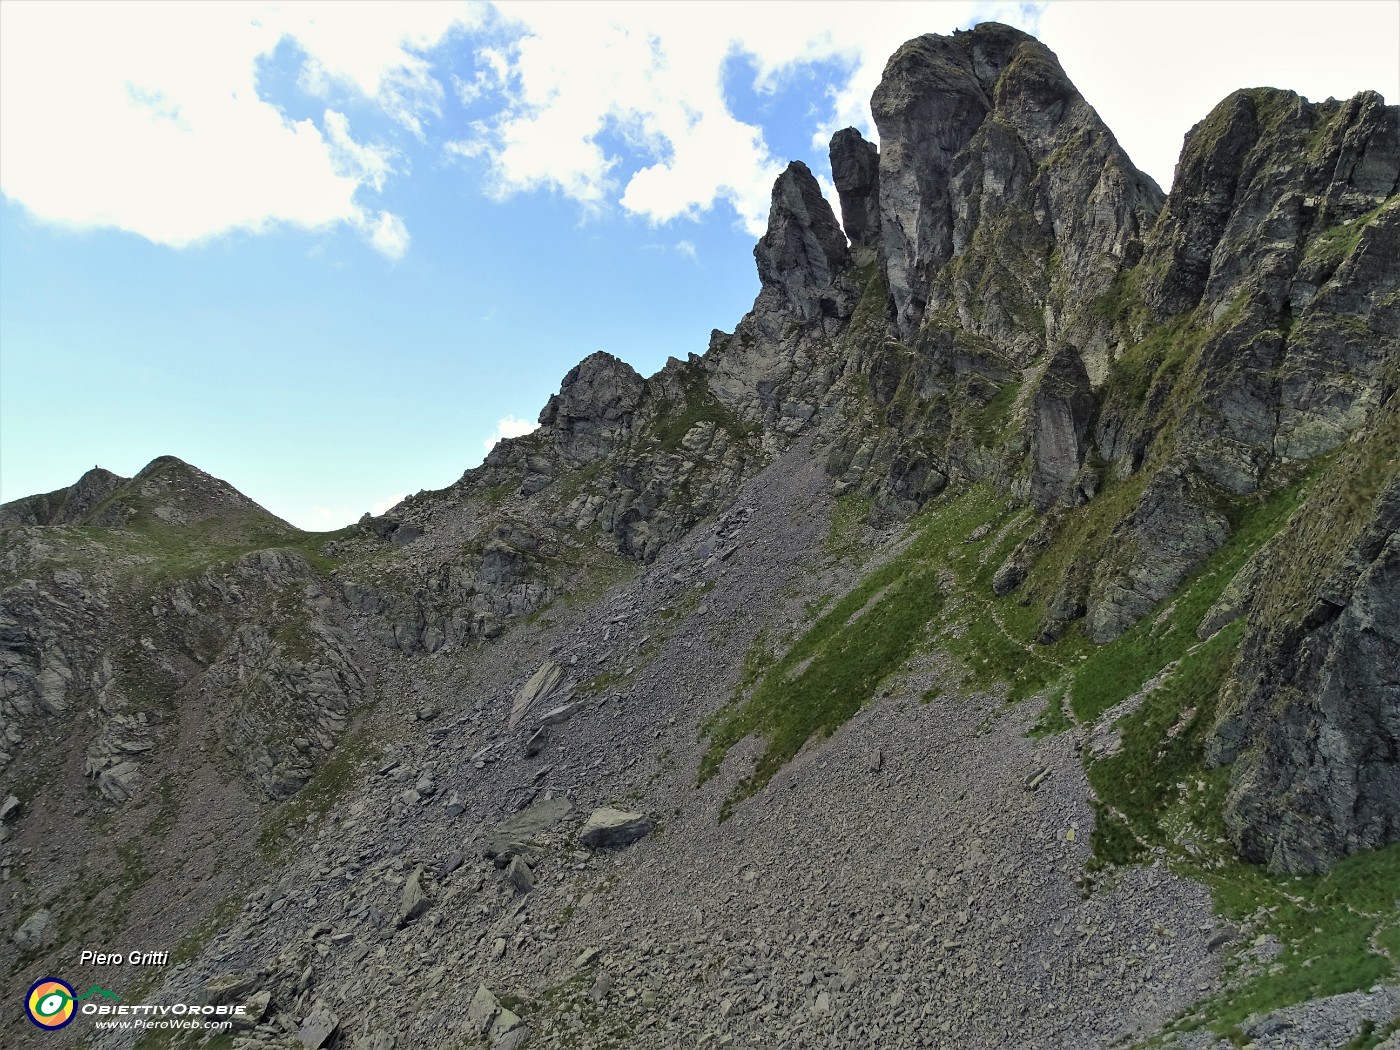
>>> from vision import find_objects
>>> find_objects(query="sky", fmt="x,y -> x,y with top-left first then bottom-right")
2,1 -> 1396,530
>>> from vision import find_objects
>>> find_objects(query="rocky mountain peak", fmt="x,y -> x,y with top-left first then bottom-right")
0,465 -> 125,527
871,22 -> 1162,369
752,160 -> 852,322
1142,86 -> 1400,320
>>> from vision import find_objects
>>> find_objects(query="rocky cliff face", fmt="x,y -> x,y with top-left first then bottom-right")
1,20 -> 1397,1050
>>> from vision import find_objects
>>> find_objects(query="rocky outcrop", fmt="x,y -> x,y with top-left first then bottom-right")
870,22 -> 1161,373
1029,344 -> 1095,510
753,161 -> 853,323
1210,461 -> 1399,874
1085,468 -> 1231,643
0,467 -> 125,527
534,352 -> 646,467
829,128 -> 881,264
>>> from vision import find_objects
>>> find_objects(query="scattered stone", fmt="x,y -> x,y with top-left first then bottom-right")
539,700 -> 584,727
511,661 -> 566,728
589,974 -> 613,1004
468,985 -> 501,1034
484,797 -> 573,866
1023,766 -> 1050,791
0,795 -> 20,822
233,990 -> 270,1030
201,972 -> 255,1005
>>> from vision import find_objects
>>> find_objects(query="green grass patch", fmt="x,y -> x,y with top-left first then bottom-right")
258,733 -> 372,861
825,494 -> 874,562
701,486 -> 1062,810
652,367 -> 760,453
1028,687 -> 1074,738
1302,200 -> 1391,274
1088,802 -> 1144,869
1174,841 -> 1400,1039
1069,471 -> 1315,723
1087,620 -> 1244,846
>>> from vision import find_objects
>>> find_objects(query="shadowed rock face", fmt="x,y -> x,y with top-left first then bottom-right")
752,160 -> 853,322
1029,343 -> 1095,511
1211,474 -> 1400,874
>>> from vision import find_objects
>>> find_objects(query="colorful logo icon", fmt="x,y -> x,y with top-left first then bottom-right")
26,978 -> 76,1029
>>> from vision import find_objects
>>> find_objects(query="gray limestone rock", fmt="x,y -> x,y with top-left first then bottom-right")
505,856 -> 535,894
396,865 -> 429,927
1211,476 -> 1400,873
830,127 -> 881,264
13,907 -> 50,949
298,1004 -> 339,1050
1029,344 -> 1095,511
484,796 -> 573,866
753,161 -> 853,322
511,661 -> 566,729
579,807 -> 654,849
535,351 -> 646,466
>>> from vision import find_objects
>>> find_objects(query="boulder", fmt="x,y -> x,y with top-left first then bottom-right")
396,865 -> 429,927
483,797 -> 573,866
510,661 -> 566,728
13,907 -> 50,949
579,808 -> 654,849
298,1004 -> 339,1050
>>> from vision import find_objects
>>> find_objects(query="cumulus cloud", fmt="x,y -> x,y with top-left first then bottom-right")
0,2 -> 475,255
370,493 -> 408,516
4,0 -> 1393,257
455,2 -> 1034,235
453,0 -> 1396,232
1036,0 -> 1400,189
483,413 -> 540,452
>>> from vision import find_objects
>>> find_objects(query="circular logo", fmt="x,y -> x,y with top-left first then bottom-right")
26,978 -> 76,1029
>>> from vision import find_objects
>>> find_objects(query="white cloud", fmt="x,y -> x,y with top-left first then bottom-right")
454,2 -> 1037,235
675,240 -> 697,260
0,1 -> 474,254
323,110 -> 396,192
452,0 -> 1396,234
360,209 -> 410,260
371,493 -> 408,515
483,413 -> 540,452
1036,1 -> 1400,189
276,1 -> 482,137
3,1 -> 1393,259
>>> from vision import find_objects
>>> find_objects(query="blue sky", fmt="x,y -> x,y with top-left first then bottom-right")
2,1 -> 1397,529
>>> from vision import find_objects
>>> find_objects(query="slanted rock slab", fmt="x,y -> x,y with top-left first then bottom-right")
579,807 -> 654,849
